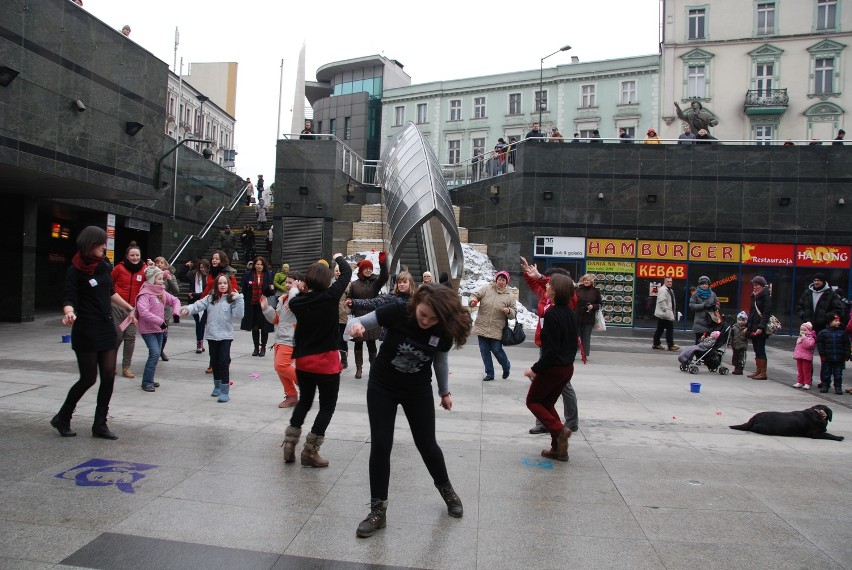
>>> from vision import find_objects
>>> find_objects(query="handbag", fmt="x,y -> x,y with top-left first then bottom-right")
501,319 -> 526,346
754,303 -> 781,335
593,309 -> 607,332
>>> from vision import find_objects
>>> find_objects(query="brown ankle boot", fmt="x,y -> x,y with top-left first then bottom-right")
751,358 -> 768,380
281,425 -> 302,463
301,432 -> 329,468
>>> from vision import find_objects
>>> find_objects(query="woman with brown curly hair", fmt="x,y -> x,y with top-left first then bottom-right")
348,284 -> 472,538
240,256 -> 275,356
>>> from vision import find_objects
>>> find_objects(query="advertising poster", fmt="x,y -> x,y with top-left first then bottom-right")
587,260 -> 635,326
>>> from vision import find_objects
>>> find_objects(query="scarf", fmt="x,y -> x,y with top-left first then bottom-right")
696,287 -> 712,300
251,272 -> 264,305
209,264 -> 226,280
71,252 -> 101,276
139,281 -> 165,303
122,258 -> 144,274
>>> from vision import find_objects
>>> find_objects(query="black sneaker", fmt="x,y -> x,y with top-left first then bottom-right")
820,386 -> 830,393
482,375 -> 494,381
529,425 -> 548,434
836,387 -> 843,395
502,368 -> 510,379
141,384 -> 156,392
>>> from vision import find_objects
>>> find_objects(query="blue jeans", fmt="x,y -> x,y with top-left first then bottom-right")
141,332 -> 163,386
820,361 -> 844,388
477,335 -> 510,378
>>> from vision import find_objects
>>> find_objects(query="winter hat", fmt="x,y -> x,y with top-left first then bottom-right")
317,259 -> 329,268
145,266 -> 163,284
495,270 -> 511,283
801,322 -> 813,332
710,331 -> 721,339
357,259 -> 373,277
828,313 -> 841,322
812,272 -> 826,282
647,128 -> 657,135
698,276 -> 711,285
751,276 -> 767,286
737,311 -> 748,321
282,263 -> 289,271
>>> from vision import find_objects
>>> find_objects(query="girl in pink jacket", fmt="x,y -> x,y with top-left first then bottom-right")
793,322 -> 816,390
136,266 -> 181,392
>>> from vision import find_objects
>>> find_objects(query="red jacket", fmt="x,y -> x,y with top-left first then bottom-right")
524,272 -> 577,347
202,271 -> 239,298
111,263 -> 146,305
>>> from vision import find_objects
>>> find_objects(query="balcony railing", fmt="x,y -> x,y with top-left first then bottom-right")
744,88 -> 789,107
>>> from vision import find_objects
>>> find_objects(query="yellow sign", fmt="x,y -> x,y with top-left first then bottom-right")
586,239 -> 636,259
688,242 -> 740,262
586,260 -> 635,273
636,240 -> 689,260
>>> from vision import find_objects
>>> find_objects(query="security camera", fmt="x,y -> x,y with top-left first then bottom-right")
74,100 -> 86,112
202,147 -> 213,160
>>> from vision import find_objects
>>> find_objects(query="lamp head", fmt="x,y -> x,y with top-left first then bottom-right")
202,147 -> 213,160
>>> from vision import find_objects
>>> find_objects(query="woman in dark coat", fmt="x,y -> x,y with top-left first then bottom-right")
575,273 -> 602,356
240,256 -> 275,356
52,226 -> 135,440
346,254 -> 388,378
689,275 -> 720,343
747,276 -> 772,380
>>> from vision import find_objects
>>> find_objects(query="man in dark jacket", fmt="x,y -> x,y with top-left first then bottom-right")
797,273 -> 844,332
525,122 -> 545,142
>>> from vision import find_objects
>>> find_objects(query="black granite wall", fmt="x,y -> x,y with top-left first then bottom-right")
452,143 -> 852,309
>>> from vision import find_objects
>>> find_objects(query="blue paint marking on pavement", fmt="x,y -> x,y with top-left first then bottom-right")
520,457 -> 554,469
55,458 -> 158,494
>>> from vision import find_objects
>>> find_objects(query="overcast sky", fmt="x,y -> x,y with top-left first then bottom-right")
84,0 -> 661,180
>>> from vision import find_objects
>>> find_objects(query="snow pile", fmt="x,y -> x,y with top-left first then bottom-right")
345,244 -> 538,329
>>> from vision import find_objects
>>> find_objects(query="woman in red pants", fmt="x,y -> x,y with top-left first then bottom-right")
523,273 -> 579,462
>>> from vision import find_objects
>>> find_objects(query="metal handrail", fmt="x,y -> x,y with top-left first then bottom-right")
168,183 -> 249,265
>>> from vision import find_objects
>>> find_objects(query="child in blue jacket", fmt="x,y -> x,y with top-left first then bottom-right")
816,313 -> 851,395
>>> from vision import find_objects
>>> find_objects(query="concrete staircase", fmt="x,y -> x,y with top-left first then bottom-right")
202,204 -> 272,282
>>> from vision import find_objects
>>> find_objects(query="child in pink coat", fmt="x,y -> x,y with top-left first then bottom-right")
793,322 -> 816,389
136,266 -> 182,392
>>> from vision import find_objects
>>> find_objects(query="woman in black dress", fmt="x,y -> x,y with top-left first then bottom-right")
52,226 -> 135,439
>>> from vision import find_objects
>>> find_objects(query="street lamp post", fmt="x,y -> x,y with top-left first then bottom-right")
538,45 -> 572,129
195,94 -> 209,140
154,137 -> 213,189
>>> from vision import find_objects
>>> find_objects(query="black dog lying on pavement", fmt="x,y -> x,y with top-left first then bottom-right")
730,405 -> 844,441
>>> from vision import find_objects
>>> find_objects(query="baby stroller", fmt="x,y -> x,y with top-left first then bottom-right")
679,317 -> 733,375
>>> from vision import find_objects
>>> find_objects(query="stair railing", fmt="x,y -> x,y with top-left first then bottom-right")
168,183 -> 249,265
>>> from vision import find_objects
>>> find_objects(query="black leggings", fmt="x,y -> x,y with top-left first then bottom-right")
63,348 -> 118,410
289,371 -> 340,436
367,387 -> 449,501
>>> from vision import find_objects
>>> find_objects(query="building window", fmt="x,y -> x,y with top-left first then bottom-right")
756,2 -> 775,35
688,8 -> 706,40
450,99 -> 462,121
344,117 -> 351,140
620,81 -> 637,104
509,93 -> 521,115
473,97 -> 486,119
394,106 -> 405,126
535,90 -> 547,113
472,137 -> 485,158
448,140 -> 461,164
815,57 -> 835,94
755,62 -> 774,96
329,118 -> 336,135
621,126 -> 636,139
579,129 -> 597,139
580,85 -> 597,108
416,103 -> 427,124
687,65 -> 707,98
754,124 -> 774,145
817,0 -> 837,30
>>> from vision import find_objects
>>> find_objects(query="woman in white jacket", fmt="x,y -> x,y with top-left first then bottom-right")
181,274 -> 244,402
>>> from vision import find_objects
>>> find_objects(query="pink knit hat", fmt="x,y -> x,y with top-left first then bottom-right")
495,270 -> 510,283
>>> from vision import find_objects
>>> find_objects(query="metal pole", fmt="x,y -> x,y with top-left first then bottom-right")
276,59 -> 284,141
538,45 -> 572,131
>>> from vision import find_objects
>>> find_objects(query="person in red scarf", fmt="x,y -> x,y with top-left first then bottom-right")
111,242 -> 147,379
346,254 -> 389,378
520,256 -> 580,436
51,226 -> 135,439
240,256 -> 275,356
